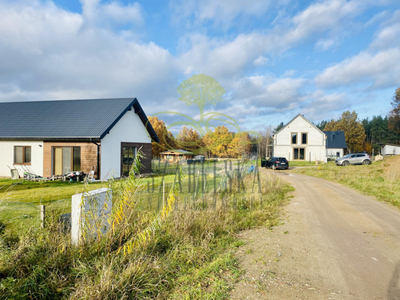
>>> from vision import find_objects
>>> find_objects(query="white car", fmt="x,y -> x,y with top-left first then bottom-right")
335,153 -> 371,166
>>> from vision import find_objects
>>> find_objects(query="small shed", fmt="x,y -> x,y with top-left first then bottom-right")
160,149 -> 193,163
382,144 -> 400,156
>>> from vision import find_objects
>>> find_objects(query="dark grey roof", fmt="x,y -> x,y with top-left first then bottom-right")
323,131 -> 347,149
0,98 -> 159,142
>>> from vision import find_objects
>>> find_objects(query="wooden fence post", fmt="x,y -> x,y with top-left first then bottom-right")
40,205 -> 45,228
163,181 -> 165,210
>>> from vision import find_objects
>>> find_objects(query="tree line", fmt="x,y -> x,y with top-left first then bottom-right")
314,87 -> 400,153
149,116 -> 253,158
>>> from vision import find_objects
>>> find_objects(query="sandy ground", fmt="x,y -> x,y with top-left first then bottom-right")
230,171 -> 400,300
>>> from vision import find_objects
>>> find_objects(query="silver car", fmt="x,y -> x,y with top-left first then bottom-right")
335,153 -> 371,166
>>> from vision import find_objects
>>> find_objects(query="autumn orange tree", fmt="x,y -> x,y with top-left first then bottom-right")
324,111 -> 366,153
148,116 -> 176,158
176,126 -> 204,154
209,126 -> 233,157
202,130 -> 214,157
228,132 -> 252,158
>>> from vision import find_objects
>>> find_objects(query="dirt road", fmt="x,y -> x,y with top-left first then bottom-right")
230,172 -> 400,300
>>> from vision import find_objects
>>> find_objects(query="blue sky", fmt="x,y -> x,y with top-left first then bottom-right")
0,0 -> 400,132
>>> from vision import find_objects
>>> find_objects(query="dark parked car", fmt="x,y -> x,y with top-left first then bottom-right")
335,153 -> 371,166
265,157 -> 289,170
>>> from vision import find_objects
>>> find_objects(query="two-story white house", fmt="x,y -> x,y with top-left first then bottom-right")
273,114 -> 327,162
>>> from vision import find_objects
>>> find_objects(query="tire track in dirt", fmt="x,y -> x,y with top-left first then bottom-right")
230,171 -> 400,300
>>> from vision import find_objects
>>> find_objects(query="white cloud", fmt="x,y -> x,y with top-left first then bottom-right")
177,33 -> 267,76
176,0 -> 370,77
300,90 -> 351,120
314,8 -> 400,91
281,0 -> 361,46
282,70 -> 297,77
315,38 -> 338,51
0,1 -> 177,108
231,75 -> 306,109
253,56 -> 269,66
370,22 -> 400,49
81,0 -> 144,28
315,48 -> 400,89
197,0 -> 272,21
0,0 -> 397,129
170,0 -> 276,30
365,10 -> 390,27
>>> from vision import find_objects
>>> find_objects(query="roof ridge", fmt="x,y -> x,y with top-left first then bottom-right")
0,97 -> 136,104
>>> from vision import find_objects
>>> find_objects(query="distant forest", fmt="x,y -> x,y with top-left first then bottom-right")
315,116 -> 400,153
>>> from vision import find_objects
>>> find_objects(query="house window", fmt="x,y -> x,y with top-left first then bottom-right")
291,133 -> 297,144
293,148 -> 305,160
301,133 -> 307,145
121,144 -> 137,176
14,146 -> 31,164
53,147 -> 81,175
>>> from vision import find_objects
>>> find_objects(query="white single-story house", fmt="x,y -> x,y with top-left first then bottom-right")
273,114 -> 347,162
382,144 -> 400,156
0,98 -> 159,179
324,130 -> 347,158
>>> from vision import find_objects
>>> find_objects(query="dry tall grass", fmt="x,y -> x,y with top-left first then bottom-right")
0,163 -> 292,299
384,155 -> 400,182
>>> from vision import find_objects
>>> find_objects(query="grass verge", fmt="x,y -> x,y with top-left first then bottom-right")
291,156 -> 400,208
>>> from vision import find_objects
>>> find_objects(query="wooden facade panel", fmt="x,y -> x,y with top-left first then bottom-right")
43,142 -> 100,178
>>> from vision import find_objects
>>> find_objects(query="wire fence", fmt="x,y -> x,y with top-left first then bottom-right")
1,159 -> 262,229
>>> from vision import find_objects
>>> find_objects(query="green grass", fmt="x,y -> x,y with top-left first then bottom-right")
0,178 -> 107,203
0,168 -> 292,299
0,175 -> 179,232
291,157 -> 400,208
288,160 -> 317,166
151,159 -> 250,175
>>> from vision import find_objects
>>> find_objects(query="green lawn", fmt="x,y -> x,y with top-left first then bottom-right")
288,160 -> 317,166
0,174 -> 179,232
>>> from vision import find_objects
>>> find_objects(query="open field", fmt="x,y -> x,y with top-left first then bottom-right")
290,156 -> 400,208
0,163 -> 293,299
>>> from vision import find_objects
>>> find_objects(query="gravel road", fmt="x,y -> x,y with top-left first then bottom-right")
230,172 -> 400,300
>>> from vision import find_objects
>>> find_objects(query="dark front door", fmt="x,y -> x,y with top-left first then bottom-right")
121,143 -> 137,177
